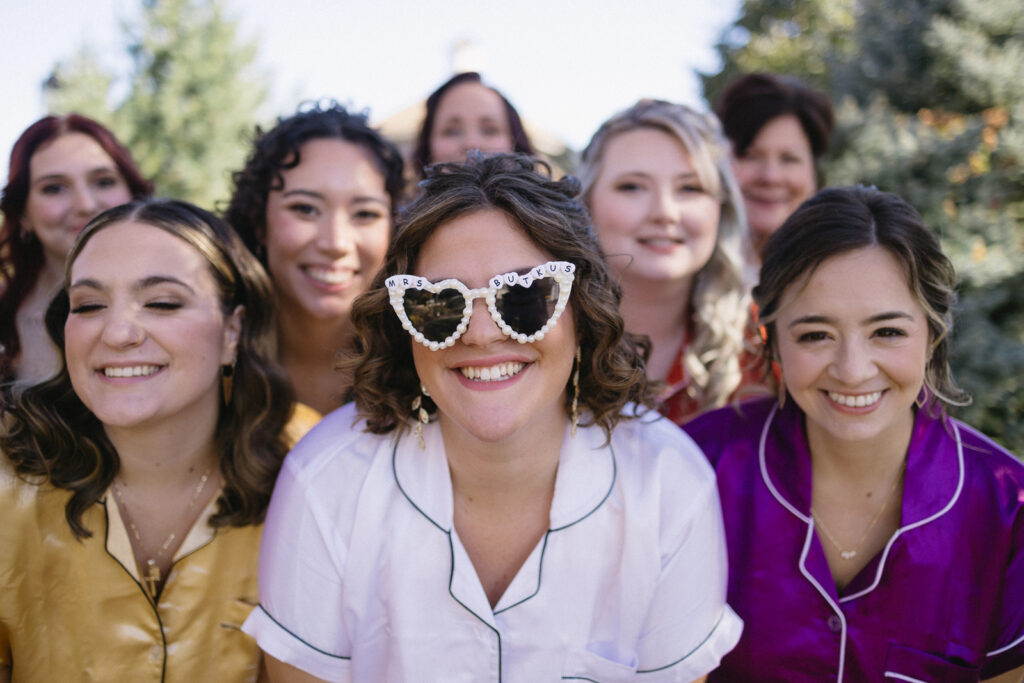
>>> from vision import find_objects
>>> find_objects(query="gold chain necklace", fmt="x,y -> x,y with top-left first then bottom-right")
113,466 -> 214,597
811,458 -> 906,561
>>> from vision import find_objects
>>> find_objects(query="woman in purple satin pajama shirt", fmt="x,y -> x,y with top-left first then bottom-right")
685,186 -> 1024,683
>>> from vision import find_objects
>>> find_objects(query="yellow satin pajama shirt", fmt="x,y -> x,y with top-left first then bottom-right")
0,402 -> 321,682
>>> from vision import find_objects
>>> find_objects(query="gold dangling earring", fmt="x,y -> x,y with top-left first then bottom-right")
412,384 -> 430,449
221,361 -> 235,405
571,346 -> 581,437
915,381 -> 930,409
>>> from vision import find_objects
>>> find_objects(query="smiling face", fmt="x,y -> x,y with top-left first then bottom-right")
731,114 -> 816,245
24,132 -> 133,270
409,209 -> 577,449
65,221 -> 241,437
264,138 -> 391,324
428,82 -> 514,164
588,127 -> 720,292
774,247 -> 930,453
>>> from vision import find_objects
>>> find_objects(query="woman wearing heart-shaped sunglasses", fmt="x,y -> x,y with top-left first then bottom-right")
243,153 -> 743,682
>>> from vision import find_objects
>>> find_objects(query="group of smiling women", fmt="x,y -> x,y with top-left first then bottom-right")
0,70 -> 1021,683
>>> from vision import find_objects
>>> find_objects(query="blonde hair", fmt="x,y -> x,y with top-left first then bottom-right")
579,99 -> 753,411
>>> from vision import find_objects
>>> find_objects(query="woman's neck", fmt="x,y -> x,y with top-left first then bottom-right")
617,275 -> 693,381
806,408 -> 916,486
442,415 -> 564,515
107,422 -> 220,491
12,260 -> 67,382
442,412 -> 565,608
35,257 -> 66,294
276,303 -> 353,413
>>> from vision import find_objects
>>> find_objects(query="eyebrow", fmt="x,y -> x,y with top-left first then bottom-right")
614,170 -> 701,180
32,166 -> 118,185
787,311 -> 916,327
68,275 -> 196,294
281,189 -> 389,205
281,189 -> 324,202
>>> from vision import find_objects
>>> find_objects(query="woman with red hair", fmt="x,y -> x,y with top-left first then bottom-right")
0,114 -> 151,387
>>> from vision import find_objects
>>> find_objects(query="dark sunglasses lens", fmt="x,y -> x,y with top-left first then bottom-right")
497,280 -> 559,335
403,288 -> 466,342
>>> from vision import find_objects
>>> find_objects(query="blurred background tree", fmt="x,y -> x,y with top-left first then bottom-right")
43,0 -> 266,210
703,0 -> 1024,452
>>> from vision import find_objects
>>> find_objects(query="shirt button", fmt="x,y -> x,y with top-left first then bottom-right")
826,614 -> 842,633
149,645 -> 162,662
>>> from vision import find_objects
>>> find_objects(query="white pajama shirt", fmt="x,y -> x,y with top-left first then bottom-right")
243,404 -> 741,682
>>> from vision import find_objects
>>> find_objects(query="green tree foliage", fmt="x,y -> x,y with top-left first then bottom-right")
702,0 -> 857,102
43,46 -> 116,118
704,0 -> 1024,452
45,0 -> 266,209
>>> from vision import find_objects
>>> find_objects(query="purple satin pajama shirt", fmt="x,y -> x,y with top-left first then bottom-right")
685,397 -> 1024,682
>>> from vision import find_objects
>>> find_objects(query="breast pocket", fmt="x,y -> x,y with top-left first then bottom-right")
220,597 -> 258,632
562,648 -> 638,683
884,643 -> 981,683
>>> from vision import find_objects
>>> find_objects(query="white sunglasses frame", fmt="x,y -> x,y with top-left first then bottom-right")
385,260 -> 576,350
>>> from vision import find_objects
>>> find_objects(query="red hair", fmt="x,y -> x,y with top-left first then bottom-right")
0,114 -> 152,379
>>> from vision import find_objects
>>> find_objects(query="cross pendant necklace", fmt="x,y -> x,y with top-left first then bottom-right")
144,560 -> 162,597
113,466 -> 213,598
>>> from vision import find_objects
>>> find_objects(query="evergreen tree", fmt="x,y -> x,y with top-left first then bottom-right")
43,46 -> 116,120
704,0 -> 1024,451
701,0 -> 857,103
46,0 -> 266,209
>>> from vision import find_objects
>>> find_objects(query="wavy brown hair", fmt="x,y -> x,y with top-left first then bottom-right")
0,199 -> 294,538
754,185 -> 969,410
344,153 -> 652,439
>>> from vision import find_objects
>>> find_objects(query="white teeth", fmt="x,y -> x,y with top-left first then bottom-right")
828,391 -> 882,407
103,365 -> 161,378
305,267 -> 349,285
459,362 -> 526,382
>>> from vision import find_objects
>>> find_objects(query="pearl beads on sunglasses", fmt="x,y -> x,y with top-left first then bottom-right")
386,261 -> 576,350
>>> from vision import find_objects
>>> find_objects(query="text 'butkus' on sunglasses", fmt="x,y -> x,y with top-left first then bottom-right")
386,261 -> 576,350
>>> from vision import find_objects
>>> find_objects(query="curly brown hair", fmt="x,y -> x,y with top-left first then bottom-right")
223,101 -> 405,264
0,199 -> 295,538
343,153 -> 653,440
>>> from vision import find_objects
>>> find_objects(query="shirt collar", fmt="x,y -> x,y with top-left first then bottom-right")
101,486 -> 220,584
392,419 -> 616,532
760,401 -> 963,526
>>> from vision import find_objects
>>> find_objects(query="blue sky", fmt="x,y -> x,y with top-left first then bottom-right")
1,0 -> 741,183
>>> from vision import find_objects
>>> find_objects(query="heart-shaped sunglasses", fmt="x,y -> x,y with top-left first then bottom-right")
386,261 -> 576,350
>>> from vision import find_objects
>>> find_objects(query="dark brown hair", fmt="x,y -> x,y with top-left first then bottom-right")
754,185 -> 968,409
411,72 -> 534,176
715,73 -> 834,177
344,153 -> 652,439
1,198 -> 294,537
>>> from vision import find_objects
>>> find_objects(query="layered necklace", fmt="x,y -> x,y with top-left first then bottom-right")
113,466 -> 215,597
811,458 -> 906,561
